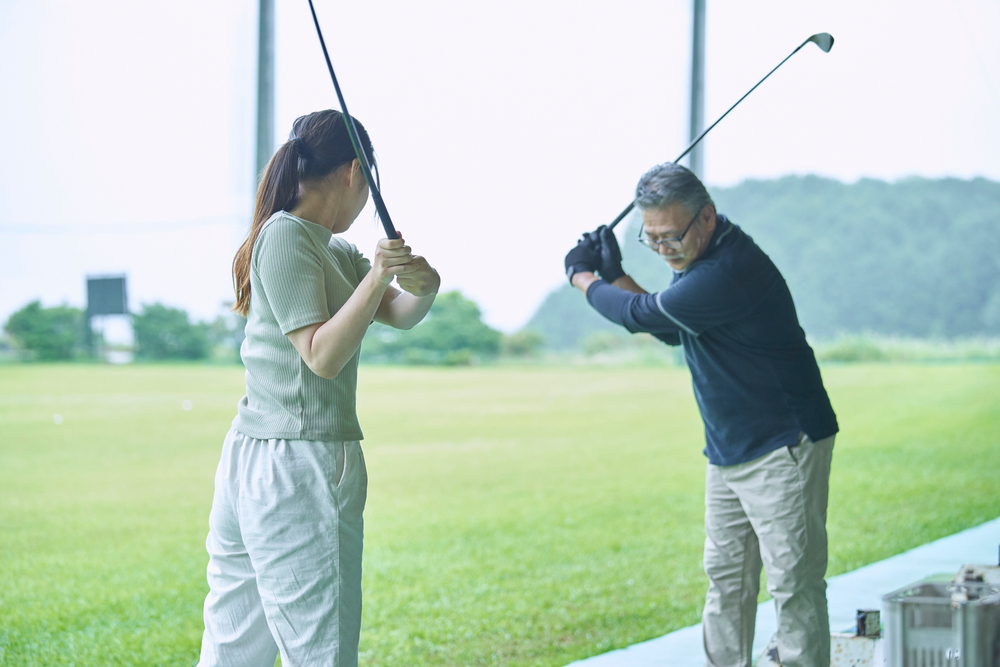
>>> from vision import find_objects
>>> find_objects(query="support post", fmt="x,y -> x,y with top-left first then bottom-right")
255,0 -> 275,187
688,0 -> 706,179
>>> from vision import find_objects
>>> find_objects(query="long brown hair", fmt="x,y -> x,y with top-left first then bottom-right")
232,110 -> 376,316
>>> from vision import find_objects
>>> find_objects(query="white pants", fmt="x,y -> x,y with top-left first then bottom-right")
198,429 -> 367,667
702,433 -> 835,667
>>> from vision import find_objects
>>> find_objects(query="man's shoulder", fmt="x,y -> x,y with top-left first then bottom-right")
683,220 -> 782,298
714,218 -> 754,254
684,220 -> 744,273
710,220 -> 776,270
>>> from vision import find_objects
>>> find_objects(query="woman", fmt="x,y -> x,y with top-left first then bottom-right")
198,109 -> 439,667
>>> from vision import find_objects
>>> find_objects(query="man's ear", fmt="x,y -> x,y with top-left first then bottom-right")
701,203 -> 717,230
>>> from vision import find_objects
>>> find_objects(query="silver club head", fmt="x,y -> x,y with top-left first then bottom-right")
807,33 -> 834,53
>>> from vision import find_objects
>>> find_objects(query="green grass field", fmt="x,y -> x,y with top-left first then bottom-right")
1,363 -> 998,666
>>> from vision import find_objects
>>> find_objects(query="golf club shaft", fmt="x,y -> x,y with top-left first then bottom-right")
307,0 -> 398,239
608,35 -> 820,230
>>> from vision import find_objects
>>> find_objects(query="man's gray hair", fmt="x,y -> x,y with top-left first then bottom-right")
634,162 -> 715,214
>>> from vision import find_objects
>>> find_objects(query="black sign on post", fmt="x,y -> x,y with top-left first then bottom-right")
86,275 -> 128,317
85,275 -> 128,357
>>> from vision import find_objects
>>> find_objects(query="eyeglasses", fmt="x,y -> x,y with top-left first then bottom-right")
637,209 -> 700,252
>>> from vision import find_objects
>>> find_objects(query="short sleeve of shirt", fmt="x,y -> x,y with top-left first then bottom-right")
252,218 -> 330,335
352,244 -> 372,283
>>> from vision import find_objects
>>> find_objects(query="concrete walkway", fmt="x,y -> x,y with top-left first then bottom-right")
564,516 -> 1000,667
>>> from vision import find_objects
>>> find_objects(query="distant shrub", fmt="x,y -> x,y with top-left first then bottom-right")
443,349 -> 473,366
208,311 -> 246,363
362,291 -> 501,365
582,331 -> 629,356
814,334 -> 1000,363
0,334 -> 14,362
502,330 -> 545,358
3,301 -> 85,360
816,335 -> 888,362
133,303 -> 211,360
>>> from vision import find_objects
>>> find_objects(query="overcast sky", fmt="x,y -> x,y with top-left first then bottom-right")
1,0 -> 998,332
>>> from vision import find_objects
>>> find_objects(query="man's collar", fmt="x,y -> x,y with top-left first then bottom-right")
676,214 -> 731,275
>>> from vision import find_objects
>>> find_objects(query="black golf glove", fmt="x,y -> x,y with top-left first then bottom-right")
581,225 -> 625,284
597,225 -> 625,284
564,238 -> 598,284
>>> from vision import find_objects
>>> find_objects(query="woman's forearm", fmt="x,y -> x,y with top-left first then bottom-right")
380,258 -> 440,329
378,289 -> 437,330
288,271 -> 388,379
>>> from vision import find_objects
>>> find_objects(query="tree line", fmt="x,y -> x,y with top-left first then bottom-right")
525,175 -> 1000,348
2,291 -> 543,364
1,301 -> 243,362
9,176 -> 994,361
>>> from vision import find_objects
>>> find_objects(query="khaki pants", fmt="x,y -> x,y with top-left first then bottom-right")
198,429 -> 368,667
702,434 -> 835,667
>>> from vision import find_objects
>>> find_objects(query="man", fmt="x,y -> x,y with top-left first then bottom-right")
565,162 -> 838,667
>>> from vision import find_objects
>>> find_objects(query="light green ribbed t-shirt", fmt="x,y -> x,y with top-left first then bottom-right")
233,211 -> 372,442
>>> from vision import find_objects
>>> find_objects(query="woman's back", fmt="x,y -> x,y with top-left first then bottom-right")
236,211 -> 372,443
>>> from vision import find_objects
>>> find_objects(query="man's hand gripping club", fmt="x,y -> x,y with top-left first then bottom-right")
564,225 -> 626,293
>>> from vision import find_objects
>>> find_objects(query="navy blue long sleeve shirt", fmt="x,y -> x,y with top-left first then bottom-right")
586,215 -> 838,465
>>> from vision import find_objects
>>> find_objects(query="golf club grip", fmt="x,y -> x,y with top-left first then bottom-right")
307,0 -> 398,240
607,202 -> 635,231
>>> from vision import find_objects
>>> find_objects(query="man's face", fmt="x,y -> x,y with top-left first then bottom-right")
639,202 -> 716,272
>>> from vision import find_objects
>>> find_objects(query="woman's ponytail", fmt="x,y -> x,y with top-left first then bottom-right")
231,140 -> 303,316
